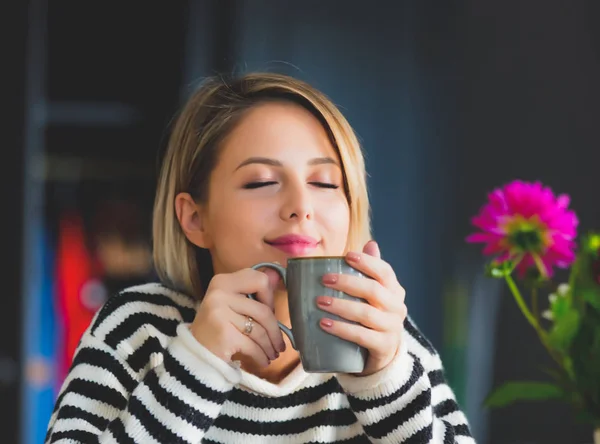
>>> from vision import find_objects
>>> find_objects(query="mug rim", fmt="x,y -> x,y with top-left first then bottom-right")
287,255 -> 346,261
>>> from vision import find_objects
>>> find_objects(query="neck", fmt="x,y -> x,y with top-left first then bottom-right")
238,289 -> 301,384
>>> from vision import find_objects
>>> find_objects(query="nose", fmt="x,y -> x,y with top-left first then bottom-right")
279,181 -> 313,221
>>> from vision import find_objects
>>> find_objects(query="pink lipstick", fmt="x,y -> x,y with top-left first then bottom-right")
266,234 -> 319,255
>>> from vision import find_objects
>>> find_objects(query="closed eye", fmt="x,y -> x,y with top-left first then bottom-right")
310,182 -> 339,189
243,181 -> 278,189
243,181 -> 339,190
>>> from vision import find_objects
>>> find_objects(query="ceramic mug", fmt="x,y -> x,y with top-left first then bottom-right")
249,256 -> 369,373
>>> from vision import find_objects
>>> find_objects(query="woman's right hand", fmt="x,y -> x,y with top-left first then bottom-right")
190,268 -> 287,368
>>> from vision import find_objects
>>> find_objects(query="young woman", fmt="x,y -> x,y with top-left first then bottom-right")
46,73 -> 474,443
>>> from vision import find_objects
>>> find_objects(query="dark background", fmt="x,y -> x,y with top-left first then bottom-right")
3,1 -> 599,443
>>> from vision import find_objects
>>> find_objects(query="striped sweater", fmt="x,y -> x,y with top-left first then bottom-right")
46,283 -> 474,443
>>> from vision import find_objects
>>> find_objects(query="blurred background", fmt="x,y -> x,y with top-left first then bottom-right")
3,1 -> 600,443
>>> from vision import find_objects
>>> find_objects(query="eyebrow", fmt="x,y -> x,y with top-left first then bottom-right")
234,156 -> 339,171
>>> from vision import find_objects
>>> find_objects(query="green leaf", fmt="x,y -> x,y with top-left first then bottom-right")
548,308 -> 581,352
583,288 -> 600,312
484,381 -> 564,408
569,235 -> 600,311
570,305 -> 600,419
550,294 -> 571,320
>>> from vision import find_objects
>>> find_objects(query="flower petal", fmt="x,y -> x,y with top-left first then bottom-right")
468,180 -> 579,276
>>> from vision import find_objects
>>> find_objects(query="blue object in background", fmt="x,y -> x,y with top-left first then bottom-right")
22,224 -> 57,444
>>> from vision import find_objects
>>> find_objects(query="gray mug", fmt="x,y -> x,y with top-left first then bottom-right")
249,256 -> 369,373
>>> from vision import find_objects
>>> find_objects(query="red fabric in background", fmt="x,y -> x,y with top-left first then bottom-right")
54,212 -> 99,383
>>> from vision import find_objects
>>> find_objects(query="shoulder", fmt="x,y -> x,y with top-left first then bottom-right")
88,282 -> 197,349
403,316 -> 436,354
403,315 -> 444,372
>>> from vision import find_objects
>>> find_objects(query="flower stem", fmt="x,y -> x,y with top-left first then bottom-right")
504,275 -> 566,369
505,274 -> 538,329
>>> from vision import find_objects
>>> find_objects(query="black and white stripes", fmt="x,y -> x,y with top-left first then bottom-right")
46,283 -> 474,443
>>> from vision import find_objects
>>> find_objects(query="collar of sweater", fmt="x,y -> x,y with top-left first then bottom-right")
237,362 -> 333,397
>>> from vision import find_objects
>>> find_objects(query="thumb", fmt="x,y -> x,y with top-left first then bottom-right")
254,266 -> 284,311
362,240 -> 381,258
262,267 -> 283,290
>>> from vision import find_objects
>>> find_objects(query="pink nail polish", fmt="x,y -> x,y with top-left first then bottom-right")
322,274 -> 338,285
346,252 -> 360,262
321,318 -> 334,328
317,296 -> 333,306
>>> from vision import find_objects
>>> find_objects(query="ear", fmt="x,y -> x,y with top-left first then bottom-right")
175,192 -> 212,249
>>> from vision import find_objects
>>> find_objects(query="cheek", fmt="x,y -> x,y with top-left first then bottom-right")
210,199 -> 275,249
207,202 -> 267,273
211,201 -> 259,239
317,198 -> 350,246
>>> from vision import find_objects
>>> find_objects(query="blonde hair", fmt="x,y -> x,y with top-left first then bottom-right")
153,73 -> 371,299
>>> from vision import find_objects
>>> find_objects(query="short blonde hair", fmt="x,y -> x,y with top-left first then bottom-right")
153,73 -> 371,299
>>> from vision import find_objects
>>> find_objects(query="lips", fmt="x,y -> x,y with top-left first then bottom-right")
266,234 -> 319,255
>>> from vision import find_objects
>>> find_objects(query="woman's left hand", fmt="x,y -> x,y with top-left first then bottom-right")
317,240 -> 407,376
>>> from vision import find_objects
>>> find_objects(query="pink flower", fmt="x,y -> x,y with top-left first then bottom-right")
467,180 -> 579,278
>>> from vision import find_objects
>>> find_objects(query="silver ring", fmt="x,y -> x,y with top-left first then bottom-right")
243,316 -> 254,335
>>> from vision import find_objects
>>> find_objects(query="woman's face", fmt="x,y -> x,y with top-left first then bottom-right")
192,101 -> 350,275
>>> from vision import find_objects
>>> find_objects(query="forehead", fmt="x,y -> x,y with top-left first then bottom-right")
219,101 -> 339,164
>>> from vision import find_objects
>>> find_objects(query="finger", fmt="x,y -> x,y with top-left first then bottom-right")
319,317 -> 391,356
229,296 -> 286,353
315,296 -> 403,331
231,313 -> 278,361
230,323 -> 271,368
211,269 -> 278,311
261,267 -> 283,289
253,267 -> 283,311
322,273 -> 404,311
345,250 -> 400,290
362,240 -> 381,258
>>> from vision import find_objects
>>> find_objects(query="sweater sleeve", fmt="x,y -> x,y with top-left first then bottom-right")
335,317 -> 475,443
45,323 -> 241,443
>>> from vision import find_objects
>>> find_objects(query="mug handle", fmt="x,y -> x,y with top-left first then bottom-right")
249,262 -> 296,350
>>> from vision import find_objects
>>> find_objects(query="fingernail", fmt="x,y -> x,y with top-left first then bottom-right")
369,240 -> 381,255
322,274 -> 338,285
346,252 -> 360,262
316,296 -> 333,306
321,318 -> 334,328
280,343 -> 286,353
